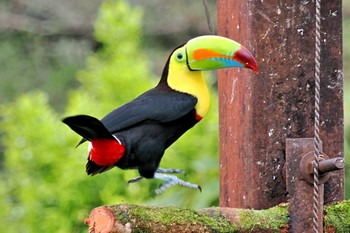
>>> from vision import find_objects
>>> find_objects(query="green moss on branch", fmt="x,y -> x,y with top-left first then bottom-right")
324,199 -> 350,232
86,200 -> 350,233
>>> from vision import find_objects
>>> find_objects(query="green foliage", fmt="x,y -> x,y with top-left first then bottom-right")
0,32 -> 88,110
66,0 -> 153,116
0,0 -> 219,232
0,92 -> 91,232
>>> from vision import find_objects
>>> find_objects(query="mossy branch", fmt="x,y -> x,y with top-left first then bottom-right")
85,200 -> 350,233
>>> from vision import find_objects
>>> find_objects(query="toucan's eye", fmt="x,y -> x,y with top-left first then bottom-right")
176,53 -> 184,61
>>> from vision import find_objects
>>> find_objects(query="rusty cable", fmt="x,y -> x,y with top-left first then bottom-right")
313,0 -> 322,232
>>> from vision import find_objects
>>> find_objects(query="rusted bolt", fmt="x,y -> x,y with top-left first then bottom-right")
318,157 -> 345,174
299,152 -> 344,184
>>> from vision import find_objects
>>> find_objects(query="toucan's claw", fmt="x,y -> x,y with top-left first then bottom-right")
156,167 -> 185,174
153,173 -> 201,195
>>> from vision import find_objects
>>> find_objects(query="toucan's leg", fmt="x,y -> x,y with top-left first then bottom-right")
128,173 -> 201,194
153,173 -> 202,195
128,167 -> 184,184
128,176 -> 143,184
155,167 -> 185,174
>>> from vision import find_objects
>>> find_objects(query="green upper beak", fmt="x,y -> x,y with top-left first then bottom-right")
185,35 -> 258,73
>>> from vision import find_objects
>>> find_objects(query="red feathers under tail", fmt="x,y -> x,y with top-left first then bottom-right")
63,114 -> 125,175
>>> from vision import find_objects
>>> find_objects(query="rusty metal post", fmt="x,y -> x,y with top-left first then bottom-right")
286,138 -> 324,233
286,138 -> 344,232
217,0 -> 343,210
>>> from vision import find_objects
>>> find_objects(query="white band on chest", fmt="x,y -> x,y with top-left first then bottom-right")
88,135 -> 122,152
113,135 -> 122,144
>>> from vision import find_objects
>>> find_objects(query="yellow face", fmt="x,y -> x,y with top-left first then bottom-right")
167,46 -> 210,118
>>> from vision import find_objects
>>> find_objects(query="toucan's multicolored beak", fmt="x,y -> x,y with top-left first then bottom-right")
185,35 -> 258,73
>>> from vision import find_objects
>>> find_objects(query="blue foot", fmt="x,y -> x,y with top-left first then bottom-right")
154,173 -> 202,195
128,167 -> 184,184
127,168 -> 201,194
156,167 -> 185,174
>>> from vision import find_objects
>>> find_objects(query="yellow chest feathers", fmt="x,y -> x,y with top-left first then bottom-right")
167,63 -> 210,118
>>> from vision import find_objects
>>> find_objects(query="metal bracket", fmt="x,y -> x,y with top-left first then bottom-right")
285,138 -> 344,233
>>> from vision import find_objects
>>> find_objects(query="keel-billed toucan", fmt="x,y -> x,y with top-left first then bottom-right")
63,35 -> 258,194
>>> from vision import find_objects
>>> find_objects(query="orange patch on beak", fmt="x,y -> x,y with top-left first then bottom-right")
192,49 -> 230,61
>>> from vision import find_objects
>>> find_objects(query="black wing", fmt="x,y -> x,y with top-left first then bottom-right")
101,87 -> 197,133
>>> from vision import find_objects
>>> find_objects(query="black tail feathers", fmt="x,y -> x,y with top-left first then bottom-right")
62,115 -> 114,143
86,160 -> 114,176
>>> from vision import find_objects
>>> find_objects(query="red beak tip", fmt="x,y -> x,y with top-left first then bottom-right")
235,46 -> 259,74
245,62 -> 259,73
